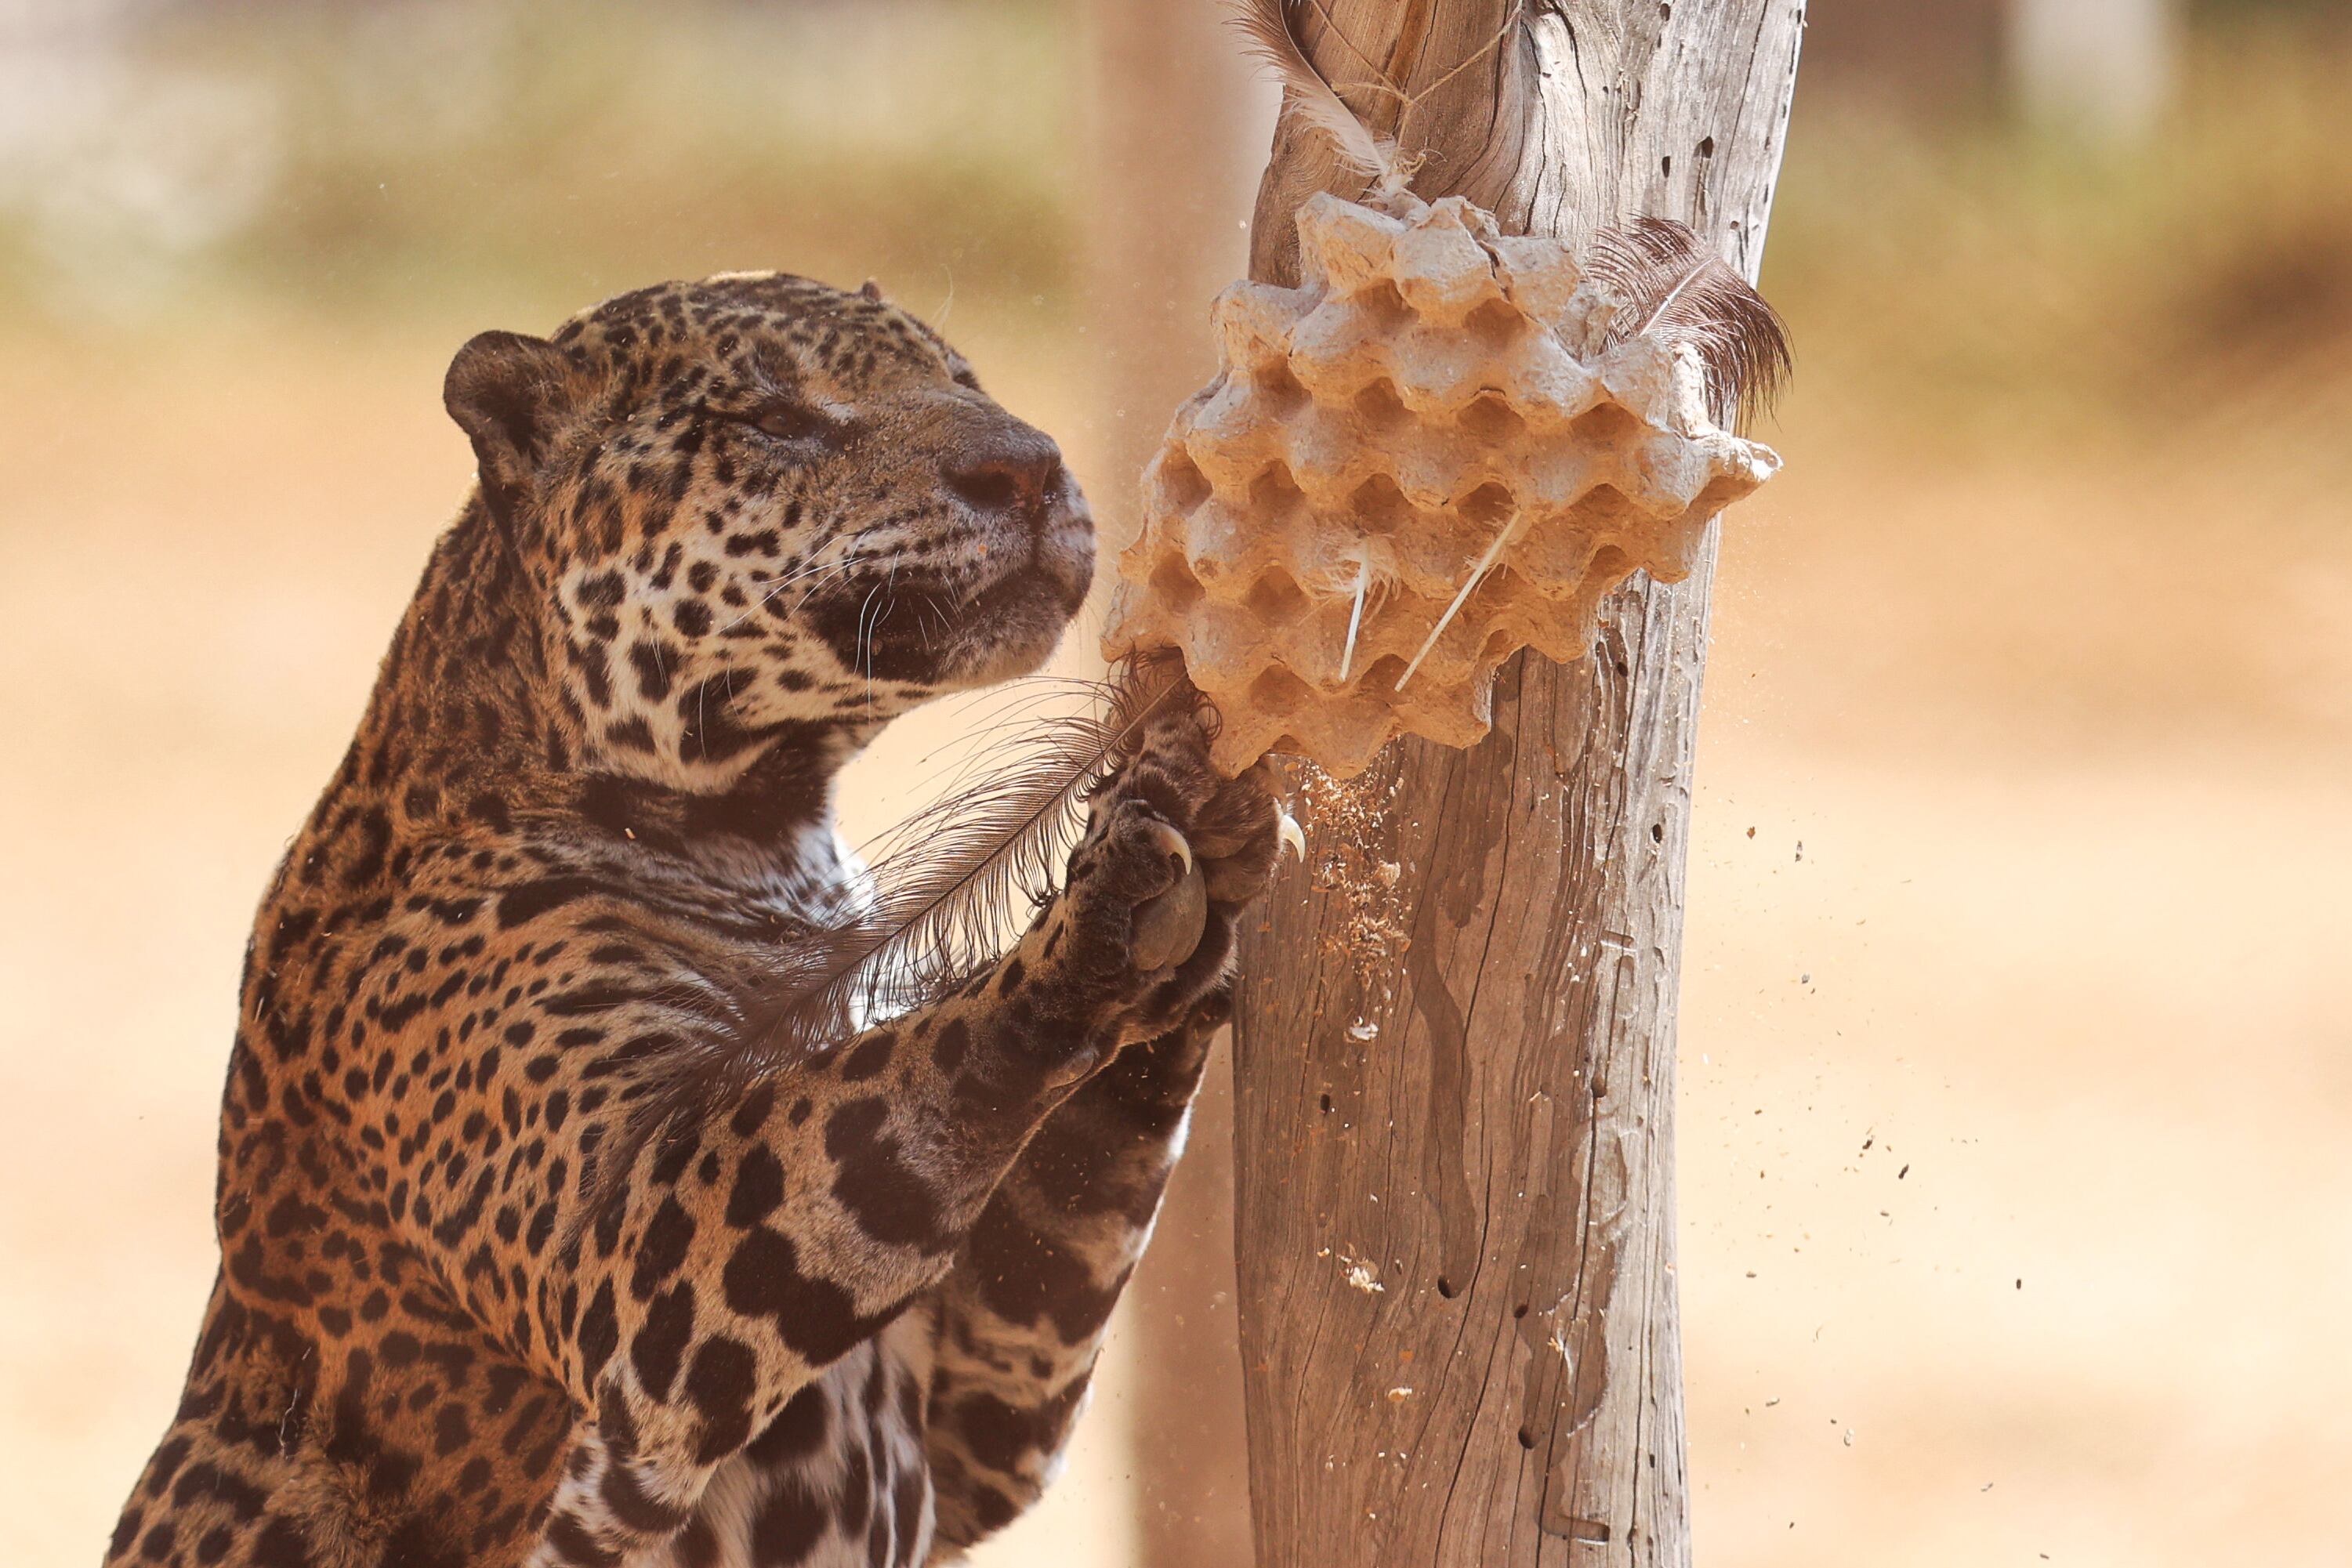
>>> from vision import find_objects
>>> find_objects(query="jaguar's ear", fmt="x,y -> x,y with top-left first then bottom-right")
444,331 -> 582,523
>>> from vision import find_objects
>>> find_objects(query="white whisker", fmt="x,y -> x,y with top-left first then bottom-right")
856,580 -> 884,718
721,553 -> 847,633
792,558 -> 861,614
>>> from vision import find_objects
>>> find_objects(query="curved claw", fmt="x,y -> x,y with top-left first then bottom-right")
1138,815 -> 1194,879
1276,806 -> 1306,864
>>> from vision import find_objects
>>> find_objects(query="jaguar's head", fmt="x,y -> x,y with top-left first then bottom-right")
443,271 -> 1094,788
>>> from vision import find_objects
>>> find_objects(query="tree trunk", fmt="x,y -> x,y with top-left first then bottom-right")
1081,7 -> 1273,1564
1228,5 -> 1803,1566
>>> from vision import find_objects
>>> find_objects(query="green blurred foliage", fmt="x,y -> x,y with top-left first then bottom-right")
1766,14 -> 2352,461
3,0 -> 2347,473
0,0 -> 1077,328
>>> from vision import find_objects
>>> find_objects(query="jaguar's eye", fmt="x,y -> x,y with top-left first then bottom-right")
748,404 -> 841,445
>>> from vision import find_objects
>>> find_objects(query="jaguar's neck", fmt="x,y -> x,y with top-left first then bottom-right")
299,498 -> 875,893
321,502 -> 570,828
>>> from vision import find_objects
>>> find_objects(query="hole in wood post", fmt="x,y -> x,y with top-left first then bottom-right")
1518,1426 -> 1537,1450
1513,1302 -> 1528,1319
1319,1093 -> 1334,1114
1698,134 -> 1716,158
1436,1275 -> 1457,1298
1650,822 -> 1664,842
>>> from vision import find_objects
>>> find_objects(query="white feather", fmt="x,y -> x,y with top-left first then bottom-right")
1339,557 -> 1371,681
1395,509 -> 1521,693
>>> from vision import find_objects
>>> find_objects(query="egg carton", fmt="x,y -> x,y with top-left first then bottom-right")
1103,191 -> 1780,777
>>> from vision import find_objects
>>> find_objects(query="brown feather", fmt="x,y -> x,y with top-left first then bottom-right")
1227,0 -> 1400,189
1584,217 -> 1792,429
590,654 -> 1190,1212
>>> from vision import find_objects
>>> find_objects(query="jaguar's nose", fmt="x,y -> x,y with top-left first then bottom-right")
945,427 -> 1065,524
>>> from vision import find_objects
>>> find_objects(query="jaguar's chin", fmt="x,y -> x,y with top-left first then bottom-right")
804,545 -> 1092,696
934,559 -> 1091,686
926,502 -> 1096,687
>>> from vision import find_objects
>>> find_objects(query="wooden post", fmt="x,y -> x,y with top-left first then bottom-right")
1228,5 -> 1803,1565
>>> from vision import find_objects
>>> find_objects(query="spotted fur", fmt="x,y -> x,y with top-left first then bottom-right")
105,273 -> 1278,1568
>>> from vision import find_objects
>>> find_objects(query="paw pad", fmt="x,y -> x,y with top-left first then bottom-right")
1132,858 -> 1209,972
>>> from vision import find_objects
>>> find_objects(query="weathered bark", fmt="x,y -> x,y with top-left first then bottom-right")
1081,6 -> 1271,1563
1229,5 -> 1803,1566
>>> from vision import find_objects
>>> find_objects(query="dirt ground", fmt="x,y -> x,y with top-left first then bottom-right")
2,308 -> 2347,1568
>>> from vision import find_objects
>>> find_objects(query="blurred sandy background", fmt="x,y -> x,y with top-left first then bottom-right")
3,2 -> 2348,1565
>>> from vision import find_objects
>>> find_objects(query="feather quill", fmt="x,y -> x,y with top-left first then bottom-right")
1229,0 -> 1401,190
1583,217 -> 1792,429
593,654 -> 1190,1212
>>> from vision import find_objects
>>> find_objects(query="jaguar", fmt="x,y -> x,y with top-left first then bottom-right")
104,271 -> 1278,1568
